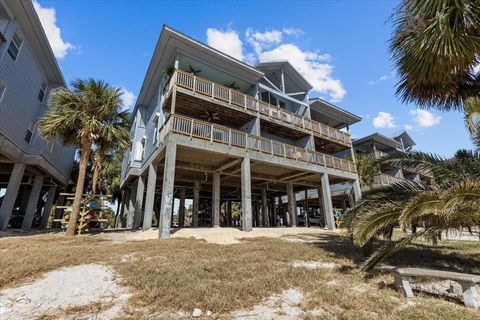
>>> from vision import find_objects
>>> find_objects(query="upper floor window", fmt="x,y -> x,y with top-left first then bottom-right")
7,31 -> 23,62
38,82 -> 47,102
0,81 -> 5,102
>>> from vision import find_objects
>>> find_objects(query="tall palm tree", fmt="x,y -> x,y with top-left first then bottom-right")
464,97 -> 480,148
349,150 -> 480,270
91,115 -> 130,195
40,79 -> 131,236
391,0 -> 480,111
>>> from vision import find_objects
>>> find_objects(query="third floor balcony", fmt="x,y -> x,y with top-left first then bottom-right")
164,69 -> 352,149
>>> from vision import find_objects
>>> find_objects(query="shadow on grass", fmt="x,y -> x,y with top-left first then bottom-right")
303,233 -> 480,275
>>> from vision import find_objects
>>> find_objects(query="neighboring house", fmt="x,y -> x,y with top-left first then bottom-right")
353,131 -> 428,187
120,25 -> 362,238
0,0 -> 75,230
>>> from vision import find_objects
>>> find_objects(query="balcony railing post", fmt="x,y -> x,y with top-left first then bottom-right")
271,139 -> 274,156
244,95 -> 247,111
211,83 -> 215,99
245,133 -> 248,150
210,124 -> 214,143
283,144 -> 286,158
192,75 -> 196,93
189,118 -> 194,139
228,89 -> 231,105
228,129 -> 232,147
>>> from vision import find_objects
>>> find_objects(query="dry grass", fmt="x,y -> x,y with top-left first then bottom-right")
0,232 -> 479,319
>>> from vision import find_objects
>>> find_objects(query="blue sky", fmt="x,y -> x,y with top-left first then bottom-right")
36,0 -> 473,157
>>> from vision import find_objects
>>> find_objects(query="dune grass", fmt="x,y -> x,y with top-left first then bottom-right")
0,231 -> 478,319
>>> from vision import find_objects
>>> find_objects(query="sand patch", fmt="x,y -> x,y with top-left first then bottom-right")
0,264 -> 130,320
292,260 -> 338,270
231,288 -> 304,319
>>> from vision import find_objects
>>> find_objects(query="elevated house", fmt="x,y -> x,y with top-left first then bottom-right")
0,0 -> 75,230
120,26 -> 362,238
353,131 -> 427,186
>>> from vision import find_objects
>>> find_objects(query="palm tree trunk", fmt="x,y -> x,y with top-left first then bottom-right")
65,141 -> 92,236
91,156 -> 101,195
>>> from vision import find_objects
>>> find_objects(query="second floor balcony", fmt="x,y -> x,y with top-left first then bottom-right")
159,114 -> 357,174
165,69 -> 352,149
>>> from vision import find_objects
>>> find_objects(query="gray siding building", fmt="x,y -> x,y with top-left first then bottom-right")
0,0 -> 75,230
120,26 -> 362,238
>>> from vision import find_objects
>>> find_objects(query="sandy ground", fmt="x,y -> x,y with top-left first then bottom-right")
0,264 -> 131,320
96,226 -> 342,244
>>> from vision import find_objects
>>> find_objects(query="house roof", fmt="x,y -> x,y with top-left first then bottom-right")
353,132 -> 403,151
389,130 -> 416,148
308,98 -> 362,129
5,0 -> 65,86
255,61 -> 313,92
135,25 -> 264,110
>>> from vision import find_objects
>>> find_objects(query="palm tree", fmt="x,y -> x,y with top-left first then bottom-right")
352,153 -> 379,189
91,115 -> 130,195
391,0 -> 480,111
349,150 -> 480,270
464,97 -> 480,148
40,79 -> 131,236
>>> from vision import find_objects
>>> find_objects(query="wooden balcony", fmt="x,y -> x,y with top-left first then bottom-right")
166,70 -> 352,148
368,150 -> 389,160
374,173 -> 404,185
160,114 -> 357,174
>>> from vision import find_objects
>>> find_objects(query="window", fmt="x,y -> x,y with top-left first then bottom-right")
38,82 -> 47,102
133,137 -> 146,161
24,121 -> 36,144
7,32 -> 22,61
153,112 -> 160,144
0,81 -> 5,101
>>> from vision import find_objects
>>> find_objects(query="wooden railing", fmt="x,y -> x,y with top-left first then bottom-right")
170,69 -> 352,147
368,150 -> 388,160
374,173 -> 404,185
162,114 -> 357,174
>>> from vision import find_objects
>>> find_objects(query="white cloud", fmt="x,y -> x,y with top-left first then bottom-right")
373,112 -> 397,129
404,124 -> 413,130
206,28 -> 244,61
33,0 -> 75,59
282,27 -> 304,36
121,87 -> 136,110
246,28 -> 283,55
410,109 -> 441,127
367,71 -> 395,85
205,26 -> 345,102
259,44 -> 344,101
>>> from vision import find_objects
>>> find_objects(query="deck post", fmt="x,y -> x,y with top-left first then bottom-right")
287,183 -> 297,227
178,188 -> 186,227
126,180 -> 138,229
226,200 -> 232,226
192,180 -> 200,227
271,196 -> 277,227
241,155 -> 252,231
0,163 -> 26,230
212,172 -> 220,227
261,189 -> 269,227
321,173 -> 335,230
143,164 -> 157,230
304,190 -> 310,227
352,179 -> 362,203
133,175 -> 145,229
40,186 -> 57,229
22,175 -> 44,231
159,139 -> 177,239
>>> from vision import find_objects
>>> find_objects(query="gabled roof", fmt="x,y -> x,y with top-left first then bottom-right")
352,132 -> 404,150
255,61 -> 313,92
5,0 -> 65,86
389,130 -> 416,148
308,98 -> 362,129
135,25 -> 264,110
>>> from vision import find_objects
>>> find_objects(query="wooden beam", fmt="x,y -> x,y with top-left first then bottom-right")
215,158 -> 242,172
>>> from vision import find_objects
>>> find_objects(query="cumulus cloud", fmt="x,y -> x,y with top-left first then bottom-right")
206,28 -> 244,61
373,112 -> 397,129
404,124 -> 413,131
120,87 -> 137,110
205,26 -> 346,102
33,0 -> 75,59
259,44 -> 344,101
410,109 -> 441,127
246,28 -> 283,55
